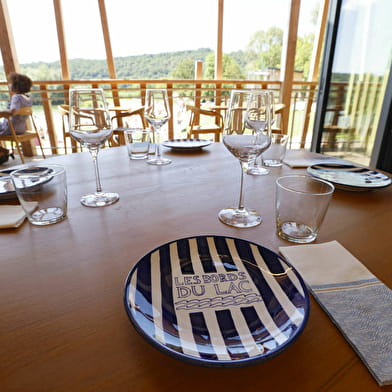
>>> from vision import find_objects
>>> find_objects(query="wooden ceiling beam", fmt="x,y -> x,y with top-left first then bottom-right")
0,0 -> 20,76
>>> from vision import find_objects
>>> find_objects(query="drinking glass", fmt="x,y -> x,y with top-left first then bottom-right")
247,90 -> 274,176
218,90 -> 271,228
144,89 -> 171,166
69,88 -> 119,207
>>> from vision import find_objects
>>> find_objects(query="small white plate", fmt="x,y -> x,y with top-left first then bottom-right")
0,167 -> 55,200
162,139 -> 211,151
0,169 -> 17,200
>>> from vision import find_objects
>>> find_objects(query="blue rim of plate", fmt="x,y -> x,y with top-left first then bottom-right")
307,163 -> 392,191
162,139 -> 211,151
123,235 -> 310,367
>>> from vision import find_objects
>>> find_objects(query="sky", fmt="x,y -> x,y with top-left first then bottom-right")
6,0 -> 318,64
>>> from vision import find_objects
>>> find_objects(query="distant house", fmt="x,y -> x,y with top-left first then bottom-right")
248,67 -> 304,81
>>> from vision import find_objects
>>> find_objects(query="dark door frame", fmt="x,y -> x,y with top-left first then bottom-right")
311,0 -> 392,172
311,0 -> 342,153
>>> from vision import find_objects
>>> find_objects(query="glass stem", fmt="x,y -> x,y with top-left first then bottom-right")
90,148 -> 102,193
237,161 -> 247,212
155,126 -> 161,159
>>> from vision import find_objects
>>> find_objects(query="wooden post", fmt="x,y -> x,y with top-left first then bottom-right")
53,0 -> 70,80
40,84 -> 58,154
98,0 -> 121,108
215,0 -> 224,80
0,0 -> 20,75
195,60 -> 203,80
167,83 -> 174,139
280,0 -> 301,134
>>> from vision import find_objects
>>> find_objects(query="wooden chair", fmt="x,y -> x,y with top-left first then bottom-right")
58,104 -> 100,153
58,104 -> 79,154
186,105 -> 224,142
110,107 -> 148,146
0,107 -> 45,163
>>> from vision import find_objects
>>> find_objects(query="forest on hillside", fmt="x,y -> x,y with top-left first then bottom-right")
0,27 -> 314,82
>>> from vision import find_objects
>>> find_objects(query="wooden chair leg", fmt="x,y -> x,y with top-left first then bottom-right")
15,142 -> 25,164
36,136 -> 46,159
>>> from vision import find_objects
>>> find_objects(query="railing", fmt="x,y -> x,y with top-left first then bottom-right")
0,79 -> 319,155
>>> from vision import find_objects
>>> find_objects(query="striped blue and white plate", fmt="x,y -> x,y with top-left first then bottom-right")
307,163 -> 391,191
124,235 -> 310,367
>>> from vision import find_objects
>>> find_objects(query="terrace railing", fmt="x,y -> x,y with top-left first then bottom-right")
0,79 -> 319,156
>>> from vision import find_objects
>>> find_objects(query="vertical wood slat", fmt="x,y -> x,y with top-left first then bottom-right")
280,0 -> 301,134
0,0 -> 20,75
194,61 -> 203,125
53,0 -> 70,80
215,0 -> 224,80
300,0 -> 329,147
40,84 -> 58,154
166,83 -> 174,139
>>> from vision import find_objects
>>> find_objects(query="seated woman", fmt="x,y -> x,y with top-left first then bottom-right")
0,72 -> 33,135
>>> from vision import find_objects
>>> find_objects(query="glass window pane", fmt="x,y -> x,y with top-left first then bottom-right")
61,0 -> 106,65
321,0 -> 392,166
223,0 -> 290,80
7,0 -> 61,80
105,0 -> 216,79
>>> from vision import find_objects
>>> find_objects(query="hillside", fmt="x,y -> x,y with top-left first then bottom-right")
4,48 -> 217,81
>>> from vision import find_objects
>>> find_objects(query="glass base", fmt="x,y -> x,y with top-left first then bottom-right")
277,222 -> 317,243
29,207 -> 66,225
218,207 -> 262,228
264,159 -> 283,167
146,157 -> 172,166
80,192 -> 119,208
247,166 -> 270,176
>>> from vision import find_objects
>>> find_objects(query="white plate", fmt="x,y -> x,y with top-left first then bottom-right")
0,169 -> 17,200
124,235 -> 309,367
162,139 -> 211,151
0,167 -> 55,200
307,163 -> 391,191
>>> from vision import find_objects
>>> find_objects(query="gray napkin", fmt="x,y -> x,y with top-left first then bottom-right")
279,241 -> 392,386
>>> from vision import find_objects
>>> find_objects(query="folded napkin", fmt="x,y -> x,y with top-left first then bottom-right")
279,241 -> 392,386
283,150 -> 347,168
0,205 -> 26,228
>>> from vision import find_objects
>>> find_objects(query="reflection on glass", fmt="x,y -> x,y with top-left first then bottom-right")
320,0 -> 392,166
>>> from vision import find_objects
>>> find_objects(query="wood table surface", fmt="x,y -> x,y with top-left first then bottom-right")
1,143 -> 391,392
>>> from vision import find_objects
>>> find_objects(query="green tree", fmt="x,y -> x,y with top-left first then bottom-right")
203,52 -> 245,80
245,27 -> 284,70
169,58 -> 195,79
295,33 -> 314,79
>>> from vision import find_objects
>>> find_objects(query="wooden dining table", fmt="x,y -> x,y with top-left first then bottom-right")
1,143 -> 391,392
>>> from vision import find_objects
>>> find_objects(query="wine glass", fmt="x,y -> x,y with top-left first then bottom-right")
218,90 -> 271,228
247,90 -> 274,176
144,89 -> 171,166
69,88 -> 119,207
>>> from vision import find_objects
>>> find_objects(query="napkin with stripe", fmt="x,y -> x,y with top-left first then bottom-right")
279,241 -> 392,386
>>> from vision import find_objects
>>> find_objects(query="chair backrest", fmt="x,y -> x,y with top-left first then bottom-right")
58,104 -> 69,117
111,106 -> 147,129
13,106 -> 33,116
7,106 -> 35,134
186,105 -> 223,126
